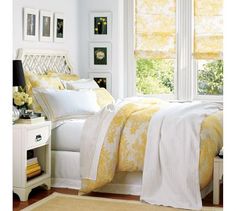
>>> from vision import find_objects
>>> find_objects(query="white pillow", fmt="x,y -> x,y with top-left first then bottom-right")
33,88 -> 100,121
62,79 -> 99,90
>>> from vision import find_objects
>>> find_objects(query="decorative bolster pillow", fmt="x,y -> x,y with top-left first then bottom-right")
32,88 -> 100,121
62,79 -> 99,89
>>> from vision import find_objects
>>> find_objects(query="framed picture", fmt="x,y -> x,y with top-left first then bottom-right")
54,13 -> 65,42
23,8 -> 39,41
89,72 -> 112,93
39,11 -> 53,42
90,12 -> 112,40
90,43 -> 112,70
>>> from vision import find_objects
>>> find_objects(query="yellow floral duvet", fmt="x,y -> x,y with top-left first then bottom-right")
81,99 -> 223,193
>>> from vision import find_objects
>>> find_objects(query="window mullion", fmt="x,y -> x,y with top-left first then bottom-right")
176,0 -> 193,101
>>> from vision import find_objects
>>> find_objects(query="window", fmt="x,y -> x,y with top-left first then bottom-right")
135,0 -> 176,96
136,58 -> 174,95
126,0 -> 223,101
197,60 -> 223,95
194,0 -> 223,98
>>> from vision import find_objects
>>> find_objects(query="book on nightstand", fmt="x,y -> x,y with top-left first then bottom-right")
16,116 -> 45,124
26,157 -> 42,179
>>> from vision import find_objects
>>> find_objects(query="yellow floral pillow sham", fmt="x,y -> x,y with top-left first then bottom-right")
24,71 -> 64,112
46,71 -> 80,81
93,88 -> 115,108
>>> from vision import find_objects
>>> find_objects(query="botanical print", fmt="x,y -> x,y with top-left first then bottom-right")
27,14 -> 36,36
94,77 -> 107,89
42,16 -> 51,37
57,18 -> 64,38
94,47 -> 107,65
94,17 -> 107,35
194,0 -> 223,59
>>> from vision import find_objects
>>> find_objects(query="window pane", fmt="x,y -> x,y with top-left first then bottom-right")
136,59 -> 174,95
197,60 -> 223,95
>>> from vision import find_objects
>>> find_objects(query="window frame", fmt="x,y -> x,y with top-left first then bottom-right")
125,0 -> 223,102
135,58 -> 178,100
125,0 -> 177,100
192,60 -> 223,102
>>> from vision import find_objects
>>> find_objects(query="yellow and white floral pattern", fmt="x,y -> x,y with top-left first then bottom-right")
46,71 -> 80,81
135,0 -> 176,59
25,71 -> 64,112
93,88 -> 115,108
81,101 -> 223,193
194,0 -> 223,59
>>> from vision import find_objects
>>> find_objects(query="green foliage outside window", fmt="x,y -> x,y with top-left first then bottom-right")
136,58 -> 223,96
136,59 -> 174,95
198,60 -> 223,95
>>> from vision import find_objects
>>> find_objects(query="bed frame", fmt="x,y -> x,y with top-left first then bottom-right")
17,48 -> 73,74
16,48 -> 213,199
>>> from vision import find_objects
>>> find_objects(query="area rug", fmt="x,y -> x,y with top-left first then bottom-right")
22,192 -> 223,211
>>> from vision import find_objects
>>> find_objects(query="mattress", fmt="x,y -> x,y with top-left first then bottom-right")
51,119 -> 87,152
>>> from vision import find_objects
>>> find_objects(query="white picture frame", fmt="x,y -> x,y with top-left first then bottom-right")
23,8 -> 39,41
90,12 -> 112,40
89,72 -> 112,93
54,13 -> 65,42
39,10 -> 53,42
89,42 -> 112,70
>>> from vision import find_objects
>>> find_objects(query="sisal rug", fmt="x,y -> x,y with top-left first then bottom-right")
22,192 -> 223,211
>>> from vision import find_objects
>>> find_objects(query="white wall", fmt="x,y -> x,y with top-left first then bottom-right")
78,0 -> 124,99
13,0 -> 80,73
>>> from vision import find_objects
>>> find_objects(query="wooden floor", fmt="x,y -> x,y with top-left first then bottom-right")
13,185 -> 223,211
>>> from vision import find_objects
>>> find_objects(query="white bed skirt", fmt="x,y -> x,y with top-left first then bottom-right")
51,150 -> 143,194
51,150 -> 212,198
51,150 -> 81,189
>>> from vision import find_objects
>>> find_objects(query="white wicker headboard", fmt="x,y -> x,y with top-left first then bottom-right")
16,48 -> 73,74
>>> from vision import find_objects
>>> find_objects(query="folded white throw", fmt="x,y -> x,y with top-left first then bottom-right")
141,102 -> 222,210
80,104 -> 116,180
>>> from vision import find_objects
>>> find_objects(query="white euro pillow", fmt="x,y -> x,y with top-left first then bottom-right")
33,88 -> 100,121
62,79 -> 99,90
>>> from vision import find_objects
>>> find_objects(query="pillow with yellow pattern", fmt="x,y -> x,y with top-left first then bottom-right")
47,71 -> 80,82
93,88 -> 115,108
24,71 -> 65,112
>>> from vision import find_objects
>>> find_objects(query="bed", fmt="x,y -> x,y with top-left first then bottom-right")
17,48 -> 223,209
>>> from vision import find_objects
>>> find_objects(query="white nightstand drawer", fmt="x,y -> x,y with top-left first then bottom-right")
27,126 -> 50,149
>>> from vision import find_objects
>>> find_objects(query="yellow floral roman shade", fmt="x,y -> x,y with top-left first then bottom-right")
194,0 -> 223,59
135,0 -> 176,59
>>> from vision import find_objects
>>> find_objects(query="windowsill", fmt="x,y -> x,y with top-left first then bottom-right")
193,95 -> 223,103
136,93 -> 176,101
133,94 -> 223,103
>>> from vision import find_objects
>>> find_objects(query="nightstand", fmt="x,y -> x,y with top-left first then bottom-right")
213,156 -> 223,205
13,121 -> 51,201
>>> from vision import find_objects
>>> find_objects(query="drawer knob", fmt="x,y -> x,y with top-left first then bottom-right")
35,134 -> 42,142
